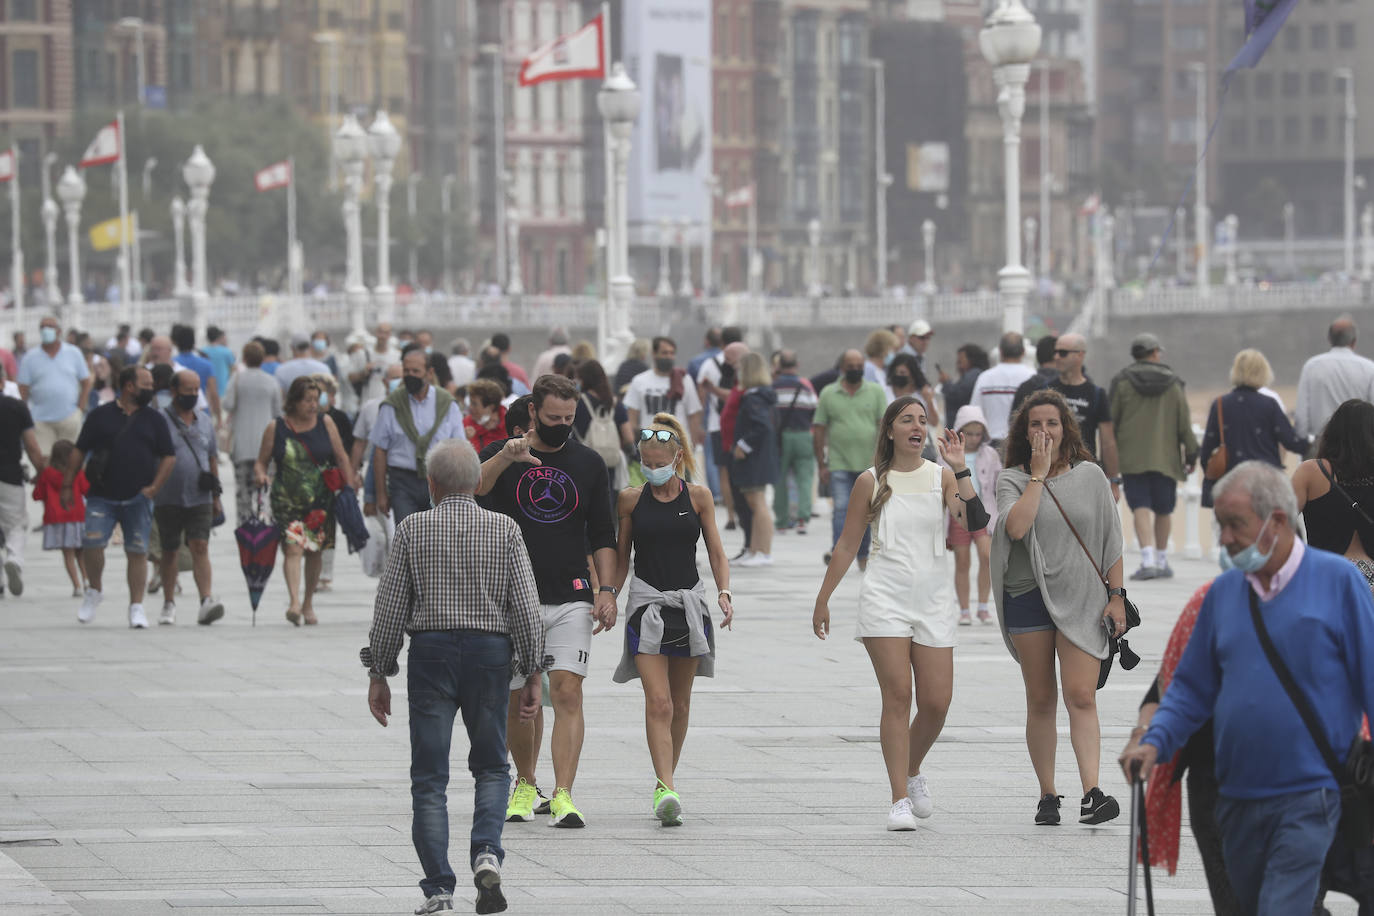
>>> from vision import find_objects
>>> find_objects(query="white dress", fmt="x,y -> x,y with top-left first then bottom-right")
855,461 -> 957,646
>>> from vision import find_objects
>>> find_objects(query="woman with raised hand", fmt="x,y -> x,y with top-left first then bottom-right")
611,412 -> 733,827
812,396 -> 989,831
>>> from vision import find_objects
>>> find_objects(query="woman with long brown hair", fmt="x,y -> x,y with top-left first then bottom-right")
991,389 -> 1126,827
812,395 -> 988,830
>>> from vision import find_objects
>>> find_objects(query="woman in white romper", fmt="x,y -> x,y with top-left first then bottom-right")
813,395 -> 987,831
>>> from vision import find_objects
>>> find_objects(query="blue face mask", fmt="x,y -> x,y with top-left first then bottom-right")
387,378 -> 402,393
40,326 -> 58,345
1218,512 -> 1277,573
883,351 -> 896,367
318,392 -> 330,408
643,463 -> 677,486
312,339 -> 327,353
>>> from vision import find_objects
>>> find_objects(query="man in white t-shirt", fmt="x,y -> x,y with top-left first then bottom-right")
696,339 -> 748,529
624,336 -> 704,447
969,332 -> 1036,443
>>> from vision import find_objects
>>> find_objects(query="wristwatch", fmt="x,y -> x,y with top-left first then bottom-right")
954,468 -> 972,480
1108,587 -> 1128,600
599,585 -> 619,597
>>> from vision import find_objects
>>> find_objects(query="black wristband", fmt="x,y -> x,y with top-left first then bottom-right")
954,468 -> 972,480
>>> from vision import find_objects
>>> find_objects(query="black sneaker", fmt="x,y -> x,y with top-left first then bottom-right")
1035,793 -> 1062,825
1079,786 -> 1120,825
473,851 -> 506,914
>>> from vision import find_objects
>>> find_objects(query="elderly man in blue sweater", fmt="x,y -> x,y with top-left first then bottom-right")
1120,461 -> 1374,915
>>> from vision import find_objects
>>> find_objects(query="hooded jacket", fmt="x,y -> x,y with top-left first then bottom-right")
1108,360 -> 1198,480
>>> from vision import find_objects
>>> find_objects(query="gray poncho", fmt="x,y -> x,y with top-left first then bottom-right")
991,462 -> 1124,661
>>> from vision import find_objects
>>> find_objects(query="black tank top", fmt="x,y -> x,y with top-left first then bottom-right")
1303,461 -> 1374,555
630,481 -> 701,592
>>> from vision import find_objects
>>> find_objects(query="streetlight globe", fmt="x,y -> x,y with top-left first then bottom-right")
597,63 -> 642,140
41,197 -> 58,221
56,166 -> 86,205
368,110 -> 402,163
979,0 -> 1042,67
333,114 -> 369,167
182,145 -> 216,191
922,219 -> 936,245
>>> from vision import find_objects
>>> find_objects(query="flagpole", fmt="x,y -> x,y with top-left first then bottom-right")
10,145 -> 23,332
130,209 -> 142,327
287,156 -> 299,301
116,110 -> 132,315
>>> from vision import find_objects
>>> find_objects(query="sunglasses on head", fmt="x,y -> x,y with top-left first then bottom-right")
639,429 -> 679,444
1054,349 -> 1082,357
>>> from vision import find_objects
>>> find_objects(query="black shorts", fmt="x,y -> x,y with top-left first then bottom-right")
155,503 -> 214,550
1003,588 -> 1055,635
1123,472 -> 1178,514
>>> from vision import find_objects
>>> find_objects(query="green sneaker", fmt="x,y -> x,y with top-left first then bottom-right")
505,778 -> 536,823
548,788 -> 585,828
653,783 -> 683,827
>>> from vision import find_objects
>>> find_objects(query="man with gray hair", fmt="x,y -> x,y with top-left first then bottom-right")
531,327 -> 572,381
1294,315 -> 1374,440
447,338 -> 476,389
366,437 -> 543,916
1120,460 -> 1374,916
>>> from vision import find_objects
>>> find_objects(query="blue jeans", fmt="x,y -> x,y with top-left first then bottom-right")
829,470 -> 871,560
84,493 -> 154,554
407,630 -> 512,898
388,469 -> 431,523
1215,786 -> 1340,916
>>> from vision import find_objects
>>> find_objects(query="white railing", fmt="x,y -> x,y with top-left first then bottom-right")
1107,281 -> 1365,317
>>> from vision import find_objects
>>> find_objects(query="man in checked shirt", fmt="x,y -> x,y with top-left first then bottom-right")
365,438 -> 543,916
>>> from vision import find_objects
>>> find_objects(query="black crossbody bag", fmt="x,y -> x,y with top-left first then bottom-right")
85,410 -> 136,489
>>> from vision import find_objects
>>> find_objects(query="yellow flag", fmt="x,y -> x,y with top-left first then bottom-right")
88,215 -> 132,252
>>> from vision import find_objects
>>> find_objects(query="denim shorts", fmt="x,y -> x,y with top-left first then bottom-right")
1003,588 -> 1056,634
1123,472 -> 1178,514
84,494 -> 154,554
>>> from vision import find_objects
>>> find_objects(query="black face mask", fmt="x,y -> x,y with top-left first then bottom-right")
134,388 -> 155,407
537,418 -> 573,448
843,368 -> 865,384
174,393 -> 198,411
403,375 -> 425,395
654,357 -> 675,373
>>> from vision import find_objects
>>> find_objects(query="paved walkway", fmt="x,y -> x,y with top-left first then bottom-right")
0,486 -> 1356,915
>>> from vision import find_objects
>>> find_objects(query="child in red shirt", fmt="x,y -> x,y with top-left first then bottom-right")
32,439 -> 88,596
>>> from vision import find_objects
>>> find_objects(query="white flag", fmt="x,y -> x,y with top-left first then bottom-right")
0,150 -> 14,183
724,184 -> 754,209
80,120 -> 120,168
254,160 -> 292,192
518,13 -> 605,87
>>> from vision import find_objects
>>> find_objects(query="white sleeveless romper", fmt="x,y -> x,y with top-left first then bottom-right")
854,461 -> 957,647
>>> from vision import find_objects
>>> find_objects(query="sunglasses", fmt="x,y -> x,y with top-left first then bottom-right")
1054,349 -> 1083,357
639,429 -> 680,444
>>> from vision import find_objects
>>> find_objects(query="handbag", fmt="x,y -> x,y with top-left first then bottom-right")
1040,477 -> 1141,688
1204,397 -> 1229,482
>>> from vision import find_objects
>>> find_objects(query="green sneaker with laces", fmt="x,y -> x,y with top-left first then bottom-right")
653,782 -> 683,827
505,778 -> 537,823
548,788 -> 585,828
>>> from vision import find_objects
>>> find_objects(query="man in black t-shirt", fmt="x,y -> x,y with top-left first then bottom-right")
477,376 -> 615,828
69,365 -> 176,628
1051,333 -> 1121,500
0,390 -> 44,597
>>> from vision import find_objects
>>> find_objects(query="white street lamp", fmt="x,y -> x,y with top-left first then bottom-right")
807,218 -> 822,298
182,145 -> 215,342
1361,205 -> 1373,283
406,173 -> 420,288
41,153 -> 61,308
170,196 -> 190,296
921,219 -> 937,295
1337,68 -> 1357,279
655,217 -> 673,297
1101,210 -> 1116,290
315,34 -> 341,190
441,174 -> 456,295
368,110 -> 401,321
1190,62 -> 1210,295
597,62 -> 642,365
980,0 -> 1042,334
56,166 -> 86,320
333,114 -> 369,332
1024,216 -> 1038,288
117,17 -> 145,108
1175,206 -> 1188,282
1224,213 -> 1240,287
677,217 -> 693,297
1283,201 -> 1296,278
506,199 -> 524,296
869,59 -> 891,294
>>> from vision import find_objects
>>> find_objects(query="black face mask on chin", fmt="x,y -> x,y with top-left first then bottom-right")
537,418 -> 573,448
134,388 -> 155,407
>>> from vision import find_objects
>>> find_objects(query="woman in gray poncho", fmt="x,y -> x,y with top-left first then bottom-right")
992,390 -> 1127,828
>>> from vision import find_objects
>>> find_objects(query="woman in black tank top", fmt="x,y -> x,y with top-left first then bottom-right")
610,414 -> 733,827
1292,399 -> 1374,591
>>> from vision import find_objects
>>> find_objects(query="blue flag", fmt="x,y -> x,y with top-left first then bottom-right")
1225,0 -> 1301,73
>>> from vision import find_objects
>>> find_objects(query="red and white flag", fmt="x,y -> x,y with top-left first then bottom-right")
0,150 -> 14,183
1080,193 -> 1101,216
80,120 -> 120,168
254,160 -> 292,192
518,13 -> 605,87
724,184 -> 754,209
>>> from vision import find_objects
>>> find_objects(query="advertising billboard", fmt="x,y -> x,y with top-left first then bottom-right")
623,1 -> 712,243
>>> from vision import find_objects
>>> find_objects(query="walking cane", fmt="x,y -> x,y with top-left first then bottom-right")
1127,762 -> 1155,915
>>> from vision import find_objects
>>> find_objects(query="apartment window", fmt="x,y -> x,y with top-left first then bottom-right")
736,86 -> 748,137
739,10 -> 750,58
716,88 -> 727,135
1338,22 -> 1356,49
793,17 -> 816,62
11,50 -> 38,108
1227,118 -> 1248,146
327,11 -> 342,28
556,165 -> 565,209
388,12 -> 403,30
1310,24 -> 1329,50
10,0 -> 37,20
1257,117 -> 1274,143
1310,71 -> 1329,95
1255,72 -> 1273,99
838,18 -> 863,64
553,83 -> 564,128
1171,26 -> 1207,51
1312,115 -> 1329,143
718,11 -> 730,58
1282,71 -> 1300,97
1168,117 -> 1196,144
1284,25 -> 1300,51
530,84 -> 541,130
556,249 -> 568,295
531,161 -> 541,210
1283,115 -> 1300,144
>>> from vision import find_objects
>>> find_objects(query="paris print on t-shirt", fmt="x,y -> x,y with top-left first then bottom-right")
516,466 -> 581,524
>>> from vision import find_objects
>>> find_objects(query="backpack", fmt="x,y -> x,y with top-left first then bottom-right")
581,394 -> 622,467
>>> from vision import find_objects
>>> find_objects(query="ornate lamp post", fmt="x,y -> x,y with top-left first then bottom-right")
1024,216 -> 1038,288
1224,214 -> 1240,287
506,199 -> 524,296
170,196 -> 190,296
596,62 -> 642,365
677,217 -> 693,297
1360,205 -> 1373,283
980,0 -> 1041,335
368,111 -> 401,321
41,153 -> 61,308
655,217 -> 673,297
333,114 -> 369,331
181,145 -> 216,342
56,166 -> 86,328
807,218 -> 822,298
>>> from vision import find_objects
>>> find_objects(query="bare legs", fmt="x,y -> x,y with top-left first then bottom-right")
953,545 -> 972,610
281,543 -> 323,624
1132,508 -> 1171,558
746,491 -> 773,557
83,546 -> 147,604
61,547 -> 87,592
635,654 -> 701,790
863,638 -> 954,803
548,670 -> 586,792
1010,629 -> 1103,797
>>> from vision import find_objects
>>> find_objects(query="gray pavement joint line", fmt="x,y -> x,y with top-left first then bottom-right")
0,847 -> 81,913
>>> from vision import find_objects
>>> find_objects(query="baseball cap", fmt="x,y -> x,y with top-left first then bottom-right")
908,319 -> 934,338
1130,332 -> 1162,358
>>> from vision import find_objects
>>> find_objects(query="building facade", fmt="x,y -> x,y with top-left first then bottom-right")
0,0 -> 74,178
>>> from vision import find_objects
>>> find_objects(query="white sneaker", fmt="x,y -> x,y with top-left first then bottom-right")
907,773 -> 934,818
751,553 -> 774,566
128,604 -> 149,629
159,601 -> 176,626
197,595 -> 225,625
78,588 -> 102,624
730,551 -> 756,567
958,609 -> 973,626
413,893 -> 453,914
886,797 -> 919,831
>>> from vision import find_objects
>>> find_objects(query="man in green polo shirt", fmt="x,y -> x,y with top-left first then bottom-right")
813,349 -> 887,568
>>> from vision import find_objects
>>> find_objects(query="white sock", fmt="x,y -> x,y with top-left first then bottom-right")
1156,550 -> 1168,568
1140,546 -> 1156,567
960,606 -> 970,615
977,602 -> 989,614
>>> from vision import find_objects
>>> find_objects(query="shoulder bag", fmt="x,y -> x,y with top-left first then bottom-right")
164,408 -> 222,496
1204,397 -> 1229,482
1040,476 -> 1141,688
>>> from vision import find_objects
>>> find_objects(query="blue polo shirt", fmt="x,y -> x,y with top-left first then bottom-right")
17,342 -> 89,422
